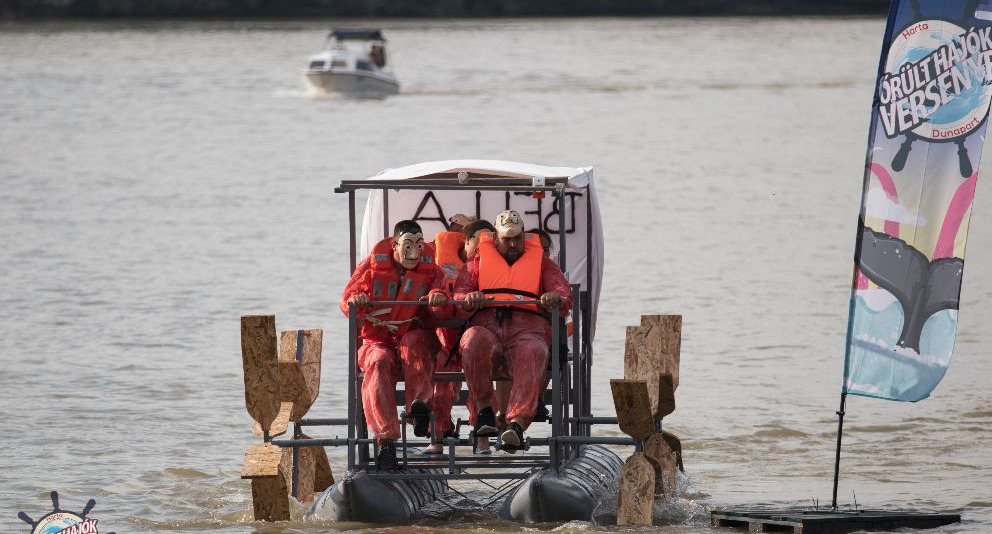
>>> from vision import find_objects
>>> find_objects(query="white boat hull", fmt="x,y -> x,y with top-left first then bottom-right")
304,70 -> 399,97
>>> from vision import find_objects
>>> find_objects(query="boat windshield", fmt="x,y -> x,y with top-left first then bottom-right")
324,39 -> 387,67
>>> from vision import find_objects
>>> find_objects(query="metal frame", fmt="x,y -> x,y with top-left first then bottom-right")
271,178 -> 626,495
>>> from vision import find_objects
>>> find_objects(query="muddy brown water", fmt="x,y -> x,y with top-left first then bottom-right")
1,16 -> 990,534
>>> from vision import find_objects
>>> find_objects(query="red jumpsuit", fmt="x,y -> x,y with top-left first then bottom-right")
428,231 -> 469,436
431,329 -> 465,435
340,242 -> 449,443
453,245 -> 572,430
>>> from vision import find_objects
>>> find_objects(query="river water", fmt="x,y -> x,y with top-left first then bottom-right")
1,17 -> 990,534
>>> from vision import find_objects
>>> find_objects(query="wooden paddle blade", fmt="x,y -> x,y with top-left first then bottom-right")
312,444 -> 334,492
617,452 -> 655,526
279,329 -> 322,421
294,446 -> 317,504
251,402 -> 293,438
662,430 -> 685,472
657,373 -> 676,419
241,315 -> 280,434
624,315 -> 682,420
610,379 -> 654,441
638,314 -> 682,388
242,443 -> 282,479
277,361 -> 306,403
247,445 -> 292,521
295,431 -> 334,502
644,432 -> 678,495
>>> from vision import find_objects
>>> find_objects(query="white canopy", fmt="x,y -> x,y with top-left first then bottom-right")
358,160 -> 603,338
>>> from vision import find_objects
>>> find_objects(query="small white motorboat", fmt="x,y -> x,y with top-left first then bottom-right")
303,28 -> 400,98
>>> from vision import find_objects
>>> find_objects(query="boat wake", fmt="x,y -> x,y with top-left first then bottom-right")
590,470 -> 708,526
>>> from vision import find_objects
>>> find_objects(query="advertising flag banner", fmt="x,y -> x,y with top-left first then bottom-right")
844,0 -> 992,401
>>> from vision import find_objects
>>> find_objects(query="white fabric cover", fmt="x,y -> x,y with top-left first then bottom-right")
358,160 -> 603,338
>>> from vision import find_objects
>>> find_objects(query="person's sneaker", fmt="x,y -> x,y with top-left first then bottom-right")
474,436 -> 492,455
422,443 -> 444,455
532,403 -> 550,422
409,399 -> 431,438
499,422 -> 525,452
496,412 -> 508,431
474,407 -> 499,437
442,420 -> 457,440
376,440 -> 399,471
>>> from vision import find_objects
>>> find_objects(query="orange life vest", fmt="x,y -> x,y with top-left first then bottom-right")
477,231 -> 543,312
433,231 -> 465,291
421,241 -> 436,265
363,237 -> 435,340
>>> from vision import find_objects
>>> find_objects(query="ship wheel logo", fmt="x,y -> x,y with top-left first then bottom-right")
881,18 -> 992,177
17,491 -> 115,534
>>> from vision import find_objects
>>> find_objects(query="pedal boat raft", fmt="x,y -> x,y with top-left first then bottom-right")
258,161 -> 658,523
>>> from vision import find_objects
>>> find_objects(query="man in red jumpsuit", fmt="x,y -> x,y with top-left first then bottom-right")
341,220 -> 449,470
454,210 -> 572,451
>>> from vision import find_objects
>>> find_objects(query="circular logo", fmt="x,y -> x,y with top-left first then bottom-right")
884,20 -> 992,140
33,512 -> 84,534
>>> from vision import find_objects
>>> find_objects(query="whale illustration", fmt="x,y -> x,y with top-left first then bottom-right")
857,225 -> 964,352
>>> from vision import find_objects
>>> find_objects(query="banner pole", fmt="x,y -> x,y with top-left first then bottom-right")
831,392 -> 848,510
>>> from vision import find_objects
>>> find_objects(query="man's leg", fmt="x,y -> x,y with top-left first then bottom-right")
500,319 -> 550,449
426,348 -> 459,453
357,342 -> 401,443
503,338 -> 549,430
398,328 -> 440,439
398,329 -> 439,410
495,380 -> 512,423
459,325 -> 500,411
460,325 -> 502,436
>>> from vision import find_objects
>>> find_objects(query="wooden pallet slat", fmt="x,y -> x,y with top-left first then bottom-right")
710,509 -> 962,534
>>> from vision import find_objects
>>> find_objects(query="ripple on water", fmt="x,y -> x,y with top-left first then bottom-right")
752,425 -> 809,439
161,467 -> 213,479
844,424 -> 915,434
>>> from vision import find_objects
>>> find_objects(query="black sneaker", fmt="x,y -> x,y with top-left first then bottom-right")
474,407 -> 499,437
496,412 -> 508,431
409,399 -> 431,438
377,440 -> 399,471
499,422 -> 525,452
532,403 -> 550,422
441,419 -> 457,440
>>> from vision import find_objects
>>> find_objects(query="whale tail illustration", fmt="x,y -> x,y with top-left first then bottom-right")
857,226 -> 963,352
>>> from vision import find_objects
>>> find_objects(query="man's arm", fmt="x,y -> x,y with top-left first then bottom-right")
424,263 -> 453,319
540,257 -> 573,317
451,255 -> 482,317
340,257 -> 372,317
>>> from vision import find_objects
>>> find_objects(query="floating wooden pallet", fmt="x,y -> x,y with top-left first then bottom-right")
710,508 -> 960,534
